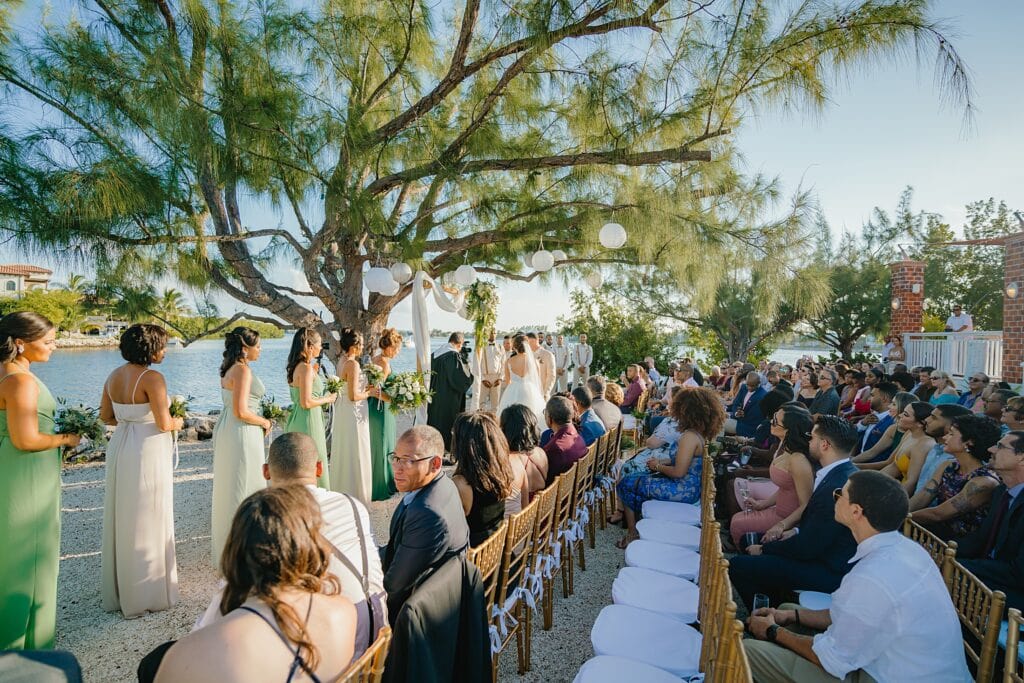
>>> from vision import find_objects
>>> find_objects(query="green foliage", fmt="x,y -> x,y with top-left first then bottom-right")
805,259 -> 892,358
464,281 -> 500,346
815,350 -> 880,365
166,316 -> 284,341
0,289 -> 85,331
557,289 -> 675,377
684,326 -> 773,368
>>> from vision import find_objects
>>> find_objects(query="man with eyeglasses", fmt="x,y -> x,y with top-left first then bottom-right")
958,372 -> 989,410
380,425 -> 469,622
953,431 -> 1024,610
913,404 -> 971,498
744,471 -> 971,682
808,369 -> 840,419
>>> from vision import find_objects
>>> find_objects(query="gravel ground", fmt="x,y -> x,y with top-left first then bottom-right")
55,435 -> 624,682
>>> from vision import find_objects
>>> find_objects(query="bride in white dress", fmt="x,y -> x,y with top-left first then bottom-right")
497,334 -> 547,424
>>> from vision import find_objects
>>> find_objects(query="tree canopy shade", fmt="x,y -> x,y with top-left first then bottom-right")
0,0 -> 972,358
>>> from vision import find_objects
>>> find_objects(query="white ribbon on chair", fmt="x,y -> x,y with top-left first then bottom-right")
488,586 -> 535,654
575,504 -> 590,528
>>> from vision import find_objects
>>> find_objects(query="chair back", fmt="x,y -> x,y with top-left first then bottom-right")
467,521 -> 509,611
698,556 -> 729,671
902,515 -> 956,567
593,432 -> 610,478
941,549 -> 1006,683
339,626 -> 392,683
636,389 -> 650,413
573,445 -> 597,512
553,463 -> 578,536
610,424 -> 622,460
495,499 -> 541,609
1005,608 -> 1024,683
713,617 -> 752,683
528,481 -> 559,564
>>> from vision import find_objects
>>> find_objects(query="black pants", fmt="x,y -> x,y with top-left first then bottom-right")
728,554 -> 845,610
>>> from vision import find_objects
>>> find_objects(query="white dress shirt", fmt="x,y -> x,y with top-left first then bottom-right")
945,313 -> 973,332
812,531 -> 972,682
813,458 -> 850,492
858,409 -> 890,452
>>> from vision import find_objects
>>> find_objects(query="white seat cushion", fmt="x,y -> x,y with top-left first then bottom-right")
613,567 -> 699,623
625,540 -> 700,581
636,518 -> 701,549
622,415 -> 638,430
573,655 -> 681,683
591,604 -> 701,678
798,590 -> 832,611
642,499 -> 701,525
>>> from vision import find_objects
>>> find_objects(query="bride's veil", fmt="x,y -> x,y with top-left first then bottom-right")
521,344 -> 543,395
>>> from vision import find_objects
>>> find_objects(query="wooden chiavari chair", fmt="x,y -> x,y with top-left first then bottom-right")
713,617 -> 753,683
902,515 -> 957,567
941,548 -> 1006,683
552,462 -> 579,613
698,556 -> 729,673
467,521 -> 509,637
491,499 -> 540,677
594,432 -> 611,532
522,481 -> 559,669
338,626 -> 392,683
1005,608 -> 1024,683
608,425 -> 623,511
569,446 -> 597,586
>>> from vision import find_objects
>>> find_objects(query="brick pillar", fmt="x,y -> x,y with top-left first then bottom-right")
889,259 -> 925,337
1002,234 -> 1024,384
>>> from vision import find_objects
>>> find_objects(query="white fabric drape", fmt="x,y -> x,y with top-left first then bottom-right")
411,271 -> 466,424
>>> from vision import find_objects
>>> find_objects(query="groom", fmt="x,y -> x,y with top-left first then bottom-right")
528,332 -> 556,398
427,332 -> 473,452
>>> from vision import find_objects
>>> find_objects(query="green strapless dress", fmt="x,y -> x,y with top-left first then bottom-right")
284,373 -> 330,489
368,390 -> 396,500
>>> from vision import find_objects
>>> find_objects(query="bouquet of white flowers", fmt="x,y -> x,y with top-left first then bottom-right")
324,375 -> 346,395
382,371 -> 431,414
54,399 -> 107,454
169,395 -> 192,419
363,363 -> 386,387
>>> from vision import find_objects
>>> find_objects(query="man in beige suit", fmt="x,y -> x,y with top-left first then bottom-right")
574,333 -> 593,386
553,334 -> 571,394
528,332 -> 556,398
479,331 -> 505,410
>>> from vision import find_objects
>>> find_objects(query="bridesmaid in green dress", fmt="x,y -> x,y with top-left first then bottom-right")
211,327 -> 272,566
0,312 -> 82,650
368,328 -> 401,500
284,328 -> 336,489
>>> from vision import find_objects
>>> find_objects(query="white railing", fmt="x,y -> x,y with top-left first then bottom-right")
903,331 -> 1003,384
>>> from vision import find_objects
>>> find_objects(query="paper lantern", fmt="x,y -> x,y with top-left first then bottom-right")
585,271 -> 603,289
532,249 -> 554,272
454,264 -> 478,286
599,222 -> 627,249
552,249 -> 567,262
378,278 -> 400,296
523,252 -> 534,269
364,267 -> 393,293
390,262 -> 413,284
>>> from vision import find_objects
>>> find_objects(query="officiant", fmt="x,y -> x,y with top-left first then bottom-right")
427,332 -> 473,451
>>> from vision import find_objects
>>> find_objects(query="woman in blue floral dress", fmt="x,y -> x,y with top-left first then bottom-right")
616,386 -> 726,548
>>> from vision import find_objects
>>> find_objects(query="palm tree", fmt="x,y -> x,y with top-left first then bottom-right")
156,288 -> 190,321
110,285 -> 158,323
60,273 -> 91,294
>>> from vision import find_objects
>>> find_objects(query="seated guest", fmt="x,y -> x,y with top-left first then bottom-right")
928,370 -> 960,405
149,487 -> 357,683
571,386 -> 606,446
500,405 -> 549,500
541,396 -> 587,483
587,375 -> 623,430
729,407 -> 814,548
1004,396 -> 1024,432
725,371 -> 768,438
914,404 -> 972,496
744,471 -> 971,683
850,382 -> 899,463
838,370 -> 866,415
808,369 -> 840,418
619,364 -> 645,413
614,387 -> 726,548
796,369 -> 818,407
450,413 -> 524,546
890,370 -> 916,393
912,366 -> 936,402
728,417 -> 859,608
959,372 -> 989,409
862,402 -> 936,495
381,426 -> 470,622
909,414 -> 1002,539
708,365 -> 726,389
955,430 -> 1024,610
604,382 -> 624,411
982,389 -> 1017,433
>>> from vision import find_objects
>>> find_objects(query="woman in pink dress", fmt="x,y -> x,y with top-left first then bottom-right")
729,405 -> 814,547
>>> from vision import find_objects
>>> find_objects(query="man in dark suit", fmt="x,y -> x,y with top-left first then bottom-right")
381,425 -> 470,622
729,416 -> 860,609
851,382 -> 898,464
427,333 -> 473,451
727,371 -> 768,438
808,369 -> 841,417
955,430 -> 1024,609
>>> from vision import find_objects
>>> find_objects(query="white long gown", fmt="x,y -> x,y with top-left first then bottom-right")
497,366 -> 547,426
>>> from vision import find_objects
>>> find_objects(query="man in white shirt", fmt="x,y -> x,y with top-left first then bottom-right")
644,356 -> 661,384
552,334 -> 572,393
478,331 -> 505,410
945,304 -> 974,332
197,433 -> 387,659
544,333 -> 555,349
573,333 -> 593,386
528,332 -> 556,397
745,471 -> 971,683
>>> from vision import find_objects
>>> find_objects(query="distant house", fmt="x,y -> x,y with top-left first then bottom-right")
82,316 -> 129,337
0,264 -> 52,297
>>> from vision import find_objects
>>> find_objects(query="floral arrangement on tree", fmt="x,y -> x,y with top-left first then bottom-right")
260,395 -> 288,423
54,400 -> 107,455
464,280 -> 499,347
383,372 -> 431,414
169,395 -> 192,419
363,362 -> 387,387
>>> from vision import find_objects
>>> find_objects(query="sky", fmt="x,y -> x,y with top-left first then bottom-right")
4,1 -> 1023,334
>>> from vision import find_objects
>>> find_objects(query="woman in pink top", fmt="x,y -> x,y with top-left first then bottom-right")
729,406 -> 814,547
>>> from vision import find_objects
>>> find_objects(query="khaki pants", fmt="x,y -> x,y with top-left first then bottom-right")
575,367 -> 589,387
556,369 -> 569,393
479,379 -> 502,412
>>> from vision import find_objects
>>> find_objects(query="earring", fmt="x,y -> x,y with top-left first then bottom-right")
15,344 -> 24,355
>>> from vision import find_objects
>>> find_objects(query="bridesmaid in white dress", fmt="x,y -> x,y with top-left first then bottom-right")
330,328 -> 380,505
210,327 -> 272,566
99,324 -> 184,618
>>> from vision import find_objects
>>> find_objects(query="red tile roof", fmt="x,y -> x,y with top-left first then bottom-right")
0,264 -> 53,277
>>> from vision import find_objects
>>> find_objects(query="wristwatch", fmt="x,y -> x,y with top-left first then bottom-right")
766,624 -> 780,643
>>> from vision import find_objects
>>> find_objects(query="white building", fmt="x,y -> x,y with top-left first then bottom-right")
0,264 -> 52,296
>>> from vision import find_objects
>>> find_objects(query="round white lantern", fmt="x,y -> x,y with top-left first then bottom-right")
585,271 -> 603,289
378,278 -> 400,296
390,262 -> 413,284
454,264 -> 478,286
552,249 -> 567,262
532,249 -> 554,272
364,267 -> 393,293
599,222 -> 627,249
523,252 -> 534,269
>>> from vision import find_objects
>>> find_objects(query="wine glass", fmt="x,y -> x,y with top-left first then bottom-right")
737,479 -> 752,514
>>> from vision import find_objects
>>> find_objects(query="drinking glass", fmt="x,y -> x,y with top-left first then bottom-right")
737,479 -> 752,514
752,594 -> 770,613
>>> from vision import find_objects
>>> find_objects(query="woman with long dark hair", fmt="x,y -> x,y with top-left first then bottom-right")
450,412 -> 516,546
149,486 -> 356,682
368,328 -> 401,500
500,404 -> 548,501
211,327 -> 271,566
330,328 -> 380,504
283,328 -> 336,489
100,324 -> 183,617
0,313 -> 81,649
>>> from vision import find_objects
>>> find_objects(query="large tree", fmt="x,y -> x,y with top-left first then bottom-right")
0,0 -> 970,361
